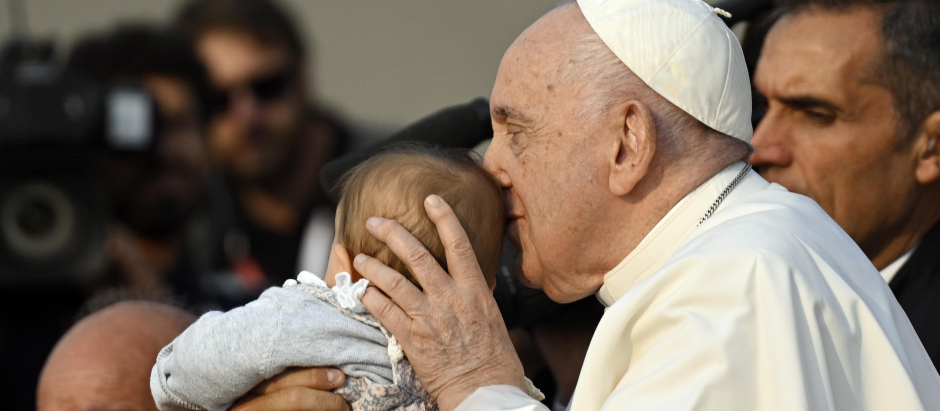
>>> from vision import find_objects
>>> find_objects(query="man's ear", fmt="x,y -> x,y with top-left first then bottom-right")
915,111 -> 940,185
608,100 -> 657,196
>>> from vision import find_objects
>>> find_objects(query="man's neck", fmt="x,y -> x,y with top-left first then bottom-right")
131,234 -> 182,273
598,155 -> 742,276
239,116 -> 337,235
867,188 -> 940,270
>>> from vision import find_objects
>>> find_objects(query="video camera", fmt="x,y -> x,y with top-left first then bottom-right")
0,38 -> 161,287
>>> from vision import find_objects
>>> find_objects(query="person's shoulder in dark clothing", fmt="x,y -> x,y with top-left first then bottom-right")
890,221 -> 940,371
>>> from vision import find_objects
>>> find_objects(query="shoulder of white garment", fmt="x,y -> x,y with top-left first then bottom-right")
572,180 -> 940,410
454,385 -> 548,411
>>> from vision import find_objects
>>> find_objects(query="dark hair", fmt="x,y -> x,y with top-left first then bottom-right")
66,24 -> 216,122
776,0 -> 940,142
176,0 -> 305,62
336,142 -> 506,285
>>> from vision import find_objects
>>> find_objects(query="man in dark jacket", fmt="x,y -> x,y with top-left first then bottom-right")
176,0 -> 359,285
749,0 -> 940,368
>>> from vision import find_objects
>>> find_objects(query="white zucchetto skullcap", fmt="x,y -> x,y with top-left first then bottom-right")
576,0 -> 753,142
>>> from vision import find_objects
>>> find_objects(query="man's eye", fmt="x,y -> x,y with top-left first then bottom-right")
506,127 -> 526,155
804,109 -> 835,124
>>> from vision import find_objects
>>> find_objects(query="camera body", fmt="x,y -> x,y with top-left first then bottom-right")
0,39 -> 159,286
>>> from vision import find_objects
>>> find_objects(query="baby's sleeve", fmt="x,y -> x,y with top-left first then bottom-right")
150,289 -> 290,411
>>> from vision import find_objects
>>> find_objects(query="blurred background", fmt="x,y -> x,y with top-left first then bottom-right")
0,0 -> 559,128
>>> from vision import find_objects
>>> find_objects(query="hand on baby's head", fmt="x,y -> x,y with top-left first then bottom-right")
334,143 -> 505,287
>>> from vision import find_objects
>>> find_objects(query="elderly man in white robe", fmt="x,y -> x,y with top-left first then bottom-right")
230,0 -> 940,410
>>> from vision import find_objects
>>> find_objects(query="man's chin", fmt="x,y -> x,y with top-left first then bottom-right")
525,269 -> 600,304
231,156 -> 265,181
506,221 -> 522,249
515,257 -> 539,289
516,271 -> 538,289
541,284 -> 596,304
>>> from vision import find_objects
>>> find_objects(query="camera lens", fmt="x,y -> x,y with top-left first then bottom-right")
15,198 -> 57,238
1,181 -> 76,260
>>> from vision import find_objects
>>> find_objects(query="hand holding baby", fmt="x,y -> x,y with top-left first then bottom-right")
231,367 -> 349,411
356,196 -> 527,411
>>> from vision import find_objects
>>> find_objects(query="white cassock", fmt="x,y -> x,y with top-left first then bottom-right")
456,162 -> 940,411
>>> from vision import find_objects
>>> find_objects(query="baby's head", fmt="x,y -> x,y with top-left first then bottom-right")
328,143 -> 505,288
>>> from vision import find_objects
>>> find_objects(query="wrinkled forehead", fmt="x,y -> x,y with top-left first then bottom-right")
756,8 -> 885,98
499,4 -> 591,81
492,4 -> 594,119
492,42 -> 552,110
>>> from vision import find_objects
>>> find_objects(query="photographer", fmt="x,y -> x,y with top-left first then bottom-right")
66,25 -> 218,307
176,0 -> 359,284
0,25 -> 216,410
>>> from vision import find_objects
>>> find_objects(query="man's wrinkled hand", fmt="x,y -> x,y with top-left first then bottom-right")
357,194 -> 526,411
231,367 -> 350,411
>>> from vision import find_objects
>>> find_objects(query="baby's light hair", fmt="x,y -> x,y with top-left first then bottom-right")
335,143 -> 505,286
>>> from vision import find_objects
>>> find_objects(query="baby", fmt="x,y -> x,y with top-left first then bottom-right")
150,144 -> 509,411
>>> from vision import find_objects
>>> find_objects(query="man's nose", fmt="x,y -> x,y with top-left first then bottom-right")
749,115 -> 793,169
158,128 -> 201,166
230,90 -> 263,125
482,139 -> 512,188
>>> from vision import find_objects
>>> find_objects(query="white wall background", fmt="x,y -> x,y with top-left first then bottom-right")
0,0 -> 560,128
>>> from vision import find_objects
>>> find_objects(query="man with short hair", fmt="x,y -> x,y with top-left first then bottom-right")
749,0 -> 940,367
237,0 -> 940,410
176,0 -> 357,284
66,26 -> 217,304
37,301 -> 196,411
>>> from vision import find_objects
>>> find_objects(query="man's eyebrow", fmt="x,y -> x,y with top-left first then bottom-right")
492,105 -> 532,123
777,95 -> 841,113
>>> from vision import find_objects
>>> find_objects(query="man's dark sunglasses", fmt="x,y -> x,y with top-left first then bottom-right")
215,69 -> 295,113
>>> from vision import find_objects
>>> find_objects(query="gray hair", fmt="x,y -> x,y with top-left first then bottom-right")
553,12 -> 742,160
778,0 -> 940,143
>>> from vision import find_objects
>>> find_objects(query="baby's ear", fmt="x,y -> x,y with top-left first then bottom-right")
334,243 -> 355,275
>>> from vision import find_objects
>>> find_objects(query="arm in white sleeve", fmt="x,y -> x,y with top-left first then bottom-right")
453,385 -> 550,411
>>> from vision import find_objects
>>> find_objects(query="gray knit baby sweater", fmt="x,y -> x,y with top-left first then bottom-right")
150,272 -> 435,411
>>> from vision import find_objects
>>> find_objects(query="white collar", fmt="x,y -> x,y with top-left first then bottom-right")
286,271 -> 371,313
596,162 -> 759,306
880,244 -> 919,284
